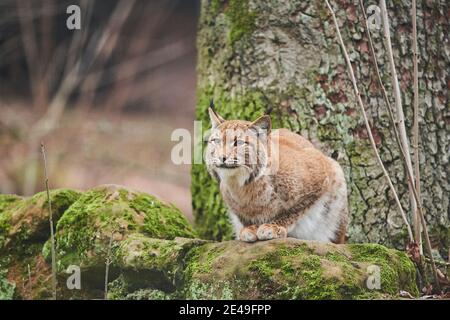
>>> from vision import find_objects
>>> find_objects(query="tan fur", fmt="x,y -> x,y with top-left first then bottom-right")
205,109 -> 348,244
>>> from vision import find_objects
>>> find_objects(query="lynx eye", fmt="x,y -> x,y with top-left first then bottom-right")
234,139 -> 246,146
210,138 -> 221,144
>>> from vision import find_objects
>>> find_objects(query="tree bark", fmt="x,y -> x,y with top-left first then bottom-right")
192,0 -> 449,255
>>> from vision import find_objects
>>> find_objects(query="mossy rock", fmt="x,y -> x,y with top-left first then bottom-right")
44,185 -> 197,272
1,186 -> 418,300
0,186 -> 197,299
91,237 -> 418,300
182,239 -> 418,299
105,236 -> 209,299
0,189 -> 81,300
0,189 -> 81,253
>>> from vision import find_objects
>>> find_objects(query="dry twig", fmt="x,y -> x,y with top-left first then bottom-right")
27,263 -> 32,297
40,142 -> 57,299
411,0 -> 422,252
104,232 -> 114,300
324,0 -> 414,242
379,0 -> 440,292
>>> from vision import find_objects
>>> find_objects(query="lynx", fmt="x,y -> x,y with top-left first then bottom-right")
205,107 -> 348,243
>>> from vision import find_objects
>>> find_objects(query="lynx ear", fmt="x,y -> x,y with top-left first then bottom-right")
250,115 -> 271,136
208,106 -> 225,128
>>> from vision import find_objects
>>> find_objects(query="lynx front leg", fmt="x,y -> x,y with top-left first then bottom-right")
256,223 -> 287,241
239,225 -> 258,242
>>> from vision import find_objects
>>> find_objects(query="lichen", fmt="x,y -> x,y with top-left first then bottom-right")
184,279 -> 235,300
107,274 -> 174,300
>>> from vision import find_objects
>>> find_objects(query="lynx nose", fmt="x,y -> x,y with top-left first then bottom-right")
221,155 -> 227,163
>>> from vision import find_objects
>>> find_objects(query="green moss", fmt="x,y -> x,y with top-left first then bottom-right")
0,194 -> 22,214
0,195 -> 22,249
348,243 -> 419,297
0,189 -> 80,255
206,0 -> 257,45
0,269 -> 15,300
130,194 -> 196,239
47,185 -> 196,270
288,255 -> 340,300
247,244 -> 345,299
225,0 -> 257,44
181,241 -> 413,300
0,189 -> 78,300
184,243 -> 226,275
115,235 -> 191,283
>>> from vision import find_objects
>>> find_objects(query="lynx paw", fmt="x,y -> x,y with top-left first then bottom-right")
239,225 -> 258,242
256,224 -> 287,241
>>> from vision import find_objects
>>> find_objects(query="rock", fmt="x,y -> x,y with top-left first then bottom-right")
0,189 -> 80,252
0,189 -> 81,299
0,186 -> 418,300
102,237 -> 418,300
43,184 -> 197,271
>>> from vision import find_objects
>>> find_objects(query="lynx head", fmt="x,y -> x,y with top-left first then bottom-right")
205,107 -> 271,185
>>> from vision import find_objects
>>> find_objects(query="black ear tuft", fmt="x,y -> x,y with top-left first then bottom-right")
208,100 -> 225,128
250,115 -> 272,136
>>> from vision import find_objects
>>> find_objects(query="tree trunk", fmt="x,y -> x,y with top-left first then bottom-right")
192,0 -> 449,255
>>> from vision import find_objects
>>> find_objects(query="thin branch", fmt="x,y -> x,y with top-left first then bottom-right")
40,142 -> 57,300
379,0 -> 439,292
424,257 -> 450,268
357,1 -> 419,239
27,263 -> 32,298
379,0 -> 418,223
104,232 -> 114,300
411,0 -> 422,252
324,0 -> 414,242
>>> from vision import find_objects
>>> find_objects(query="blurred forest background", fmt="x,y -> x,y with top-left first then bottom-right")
0,0 -> 199,219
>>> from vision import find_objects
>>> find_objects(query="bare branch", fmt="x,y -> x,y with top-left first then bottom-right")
357,1 -> 420,242
104,232 -> 114,300
40,142 -> 57,300
411,0 -> 422,252
324,0 -> 414,242
27,263 -> 32,298
379,0 -> 418,223
379,0 -> 440,292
